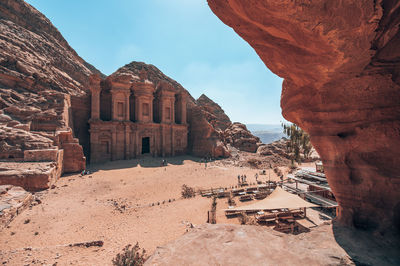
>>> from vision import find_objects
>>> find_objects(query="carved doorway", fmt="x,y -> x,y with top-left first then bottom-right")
142,137 -> 150,154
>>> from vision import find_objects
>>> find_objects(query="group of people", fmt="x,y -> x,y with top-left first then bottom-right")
237,174 -> 247,184
200,157 -> 214,169
237,173 -> 259,184
80,169 -> 90,176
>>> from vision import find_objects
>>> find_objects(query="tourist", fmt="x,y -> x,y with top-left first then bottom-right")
237,175 -> 240,184
255,173 -> 258,182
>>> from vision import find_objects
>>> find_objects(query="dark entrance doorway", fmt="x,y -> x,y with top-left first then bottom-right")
141,137 -> 150,154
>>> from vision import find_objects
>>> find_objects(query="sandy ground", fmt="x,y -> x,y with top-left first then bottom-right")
0,156 -> 326,265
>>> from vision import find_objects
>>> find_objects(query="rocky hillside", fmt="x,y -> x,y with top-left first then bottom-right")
0,0 -> 102,189
0,0 -> 273,190
208,0 -> 400,232
196,94 -> 231,131
223,122 -> 260,152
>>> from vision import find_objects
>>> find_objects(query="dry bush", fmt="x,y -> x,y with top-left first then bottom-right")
238,213 -> 249,225
288,161 -> 298,174
208,196 -> 217,224
227,194 -> 236,206
273,167 -> 283,176
112,242 -> 147,266
181,184 -> 195,198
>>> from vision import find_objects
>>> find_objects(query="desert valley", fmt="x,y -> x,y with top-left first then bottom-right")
1,0 -> 400,265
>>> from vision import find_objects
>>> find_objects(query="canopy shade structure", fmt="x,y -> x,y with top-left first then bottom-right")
227,187 -> 318,211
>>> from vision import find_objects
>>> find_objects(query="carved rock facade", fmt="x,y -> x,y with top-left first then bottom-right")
89,73 -> 188,163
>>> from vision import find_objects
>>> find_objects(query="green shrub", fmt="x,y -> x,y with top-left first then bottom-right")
112,242 -> 147,266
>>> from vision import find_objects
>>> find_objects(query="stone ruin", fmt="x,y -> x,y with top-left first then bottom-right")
89,73 -> 189,163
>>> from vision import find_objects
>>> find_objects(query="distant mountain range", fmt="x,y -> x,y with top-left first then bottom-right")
246,124 -> 286,144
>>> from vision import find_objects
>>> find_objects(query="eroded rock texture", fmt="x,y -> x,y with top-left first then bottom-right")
0,0 -> 100,189
208,0 -> 400,231
196,94 -> 231,131
224,122 -> 260,152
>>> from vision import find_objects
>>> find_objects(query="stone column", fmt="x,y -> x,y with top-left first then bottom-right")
135,97 -> 141,122
159,97 -> 165,123
89,75 -> 102,120
111,129 -> 117,161
89,128 -> 98,163
149,95 -> 154,123
125,92 -> 130,121
135,131 -> 139,157
178,93 -> 187,124
171,127 -> 175,156
125,125 -> 130,159
170,98 -> 175,124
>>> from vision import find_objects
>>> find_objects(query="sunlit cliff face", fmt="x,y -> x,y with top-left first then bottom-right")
208,0 -> 400,232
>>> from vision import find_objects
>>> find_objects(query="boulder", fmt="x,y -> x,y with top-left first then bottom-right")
224,122 -> 260,152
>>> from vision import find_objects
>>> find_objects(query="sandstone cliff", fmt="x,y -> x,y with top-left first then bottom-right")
0,0 -> 102,190
208,0 -> 400,232
196,94 -> 231,131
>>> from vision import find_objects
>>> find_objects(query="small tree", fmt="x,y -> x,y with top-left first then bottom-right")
112,242 -> 147,266
238,213 -> 249,225
181,184 -> 196,198
282,122 -> 312,163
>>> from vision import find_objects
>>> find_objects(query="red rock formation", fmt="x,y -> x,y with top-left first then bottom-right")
188,103 -> 230,158
224,122 -> 260,152
0,0 -> 234,176
0,0 -> 101,189
196,94 -> 231,130
109,62 -> 232,158
208,0 -> 400,231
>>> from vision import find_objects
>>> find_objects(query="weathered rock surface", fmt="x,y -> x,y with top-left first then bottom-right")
0,185 -> 33,229
223,122 -> 260,152
0,0 -> 104,189
208,0 -> 400,232
187,103 -> 230,158
257,138 -> 288,157
0,161 -> 61,191
146,224 -> 347,265
257,137 -> 319,163
196,94 -> 231,131
146,223 -> 400,266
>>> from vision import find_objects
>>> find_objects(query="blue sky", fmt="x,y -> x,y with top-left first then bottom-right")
25,0 -> 284,124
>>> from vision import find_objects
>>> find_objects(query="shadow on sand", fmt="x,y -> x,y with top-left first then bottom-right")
332,220 -> 400,266
84,155 -> 210,174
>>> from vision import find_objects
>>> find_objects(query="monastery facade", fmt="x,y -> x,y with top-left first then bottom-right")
88,74 -> 188,163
